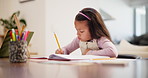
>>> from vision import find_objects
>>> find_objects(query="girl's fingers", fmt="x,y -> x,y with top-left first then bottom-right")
82,49 -> 90,55
55,49 -> 64,54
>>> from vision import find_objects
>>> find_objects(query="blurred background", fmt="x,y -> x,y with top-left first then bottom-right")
0,0 -> 148,56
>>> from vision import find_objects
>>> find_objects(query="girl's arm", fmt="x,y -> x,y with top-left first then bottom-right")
86,37 -> 118,57
62,37 -> 80,55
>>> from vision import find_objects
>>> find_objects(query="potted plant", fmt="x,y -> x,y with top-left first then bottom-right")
0,11 -> 27,33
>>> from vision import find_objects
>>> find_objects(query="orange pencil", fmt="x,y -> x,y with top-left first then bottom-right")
14,14 -> 22,36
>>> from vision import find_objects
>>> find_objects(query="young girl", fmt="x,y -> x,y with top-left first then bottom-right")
55,8 -> 118,57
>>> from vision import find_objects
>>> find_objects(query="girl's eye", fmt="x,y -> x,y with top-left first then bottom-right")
80,30 -> 84,33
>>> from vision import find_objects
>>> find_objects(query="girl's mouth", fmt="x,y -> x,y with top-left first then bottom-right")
78,37 -> 81,40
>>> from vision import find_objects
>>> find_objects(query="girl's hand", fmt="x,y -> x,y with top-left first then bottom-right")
82,49 -> 90,55
55,49 -> 64,54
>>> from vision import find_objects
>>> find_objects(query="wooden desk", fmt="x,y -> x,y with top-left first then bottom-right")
0,58 -> 148,78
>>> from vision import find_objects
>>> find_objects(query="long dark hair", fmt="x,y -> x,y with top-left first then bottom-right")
75,8 -> 112,41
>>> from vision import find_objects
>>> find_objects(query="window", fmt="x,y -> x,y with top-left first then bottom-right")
134,6 -> 146,36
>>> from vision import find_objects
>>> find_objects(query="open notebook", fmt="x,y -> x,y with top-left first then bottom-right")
30,54 -> 113,61
48,54 -> 112,61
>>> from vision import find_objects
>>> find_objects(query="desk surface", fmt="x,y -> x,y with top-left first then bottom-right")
0,58 -> 148,78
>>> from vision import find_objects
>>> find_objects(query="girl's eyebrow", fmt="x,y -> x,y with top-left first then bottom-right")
75,28 -> 80,30
75,28 -> 79,30
79,30 -> 84,31
77,29 -> 83,31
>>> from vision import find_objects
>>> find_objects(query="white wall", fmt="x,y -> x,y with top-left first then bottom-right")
0,0 -> 46,55
99,0 -> 134,43
45,0 -> 81,55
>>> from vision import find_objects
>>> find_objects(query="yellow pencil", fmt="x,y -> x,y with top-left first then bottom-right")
54,32 -> 61,50
92,58 -> 116,60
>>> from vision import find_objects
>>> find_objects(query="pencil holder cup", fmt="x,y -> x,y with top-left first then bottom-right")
9,40 -> 28,63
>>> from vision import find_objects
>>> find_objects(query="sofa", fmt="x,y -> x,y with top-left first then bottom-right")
117,40 -> 148,58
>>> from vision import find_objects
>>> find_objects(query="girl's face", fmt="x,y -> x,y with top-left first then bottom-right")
74,20 -> 91,41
